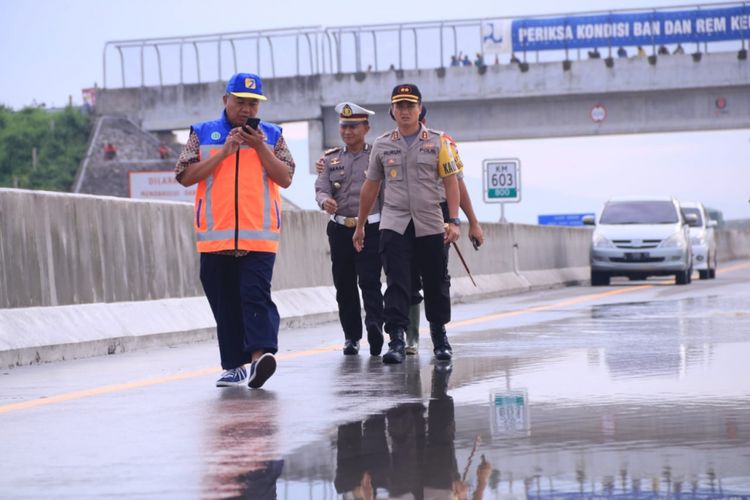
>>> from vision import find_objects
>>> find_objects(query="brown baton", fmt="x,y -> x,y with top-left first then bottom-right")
452,241 -> 477,287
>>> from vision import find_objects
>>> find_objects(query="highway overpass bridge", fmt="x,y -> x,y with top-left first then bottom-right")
93,5 -> 750,169
96,52 -> 749,167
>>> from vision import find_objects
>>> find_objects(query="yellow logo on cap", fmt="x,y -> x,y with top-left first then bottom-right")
399,86 -> 411,93
245,78 -> 256,89
342,104 -> 353,117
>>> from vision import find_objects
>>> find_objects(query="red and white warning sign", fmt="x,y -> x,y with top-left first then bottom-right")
129,170 -> 195,203
590,104 -> 607,123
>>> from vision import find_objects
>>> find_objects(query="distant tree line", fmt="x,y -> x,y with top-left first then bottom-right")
0,105 -> 91,192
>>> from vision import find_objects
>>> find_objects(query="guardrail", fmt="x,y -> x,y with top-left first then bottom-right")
102,2 -> 747,88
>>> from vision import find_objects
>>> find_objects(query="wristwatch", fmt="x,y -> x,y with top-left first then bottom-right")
447,217 -> 461,226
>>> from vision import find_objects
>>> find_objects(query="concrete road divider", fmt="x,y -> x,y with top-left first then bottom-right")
1,188 -> 747,368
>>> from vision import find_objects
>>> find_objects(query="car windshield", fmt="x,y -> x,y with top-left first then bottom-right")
682,207 -> 703,227
599,201 -> 679,224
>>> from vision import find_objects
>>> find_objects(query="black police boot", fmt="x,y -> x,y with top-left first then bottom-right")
429,323 -> 452,361
343,339 -> 359,355
431,364 -> 453,398
367,324 -> 384,356
382,329 -> 406,364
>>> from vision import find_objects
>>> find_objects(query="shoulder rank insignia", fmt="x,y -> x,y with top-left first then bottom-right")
324,146 -> 342,156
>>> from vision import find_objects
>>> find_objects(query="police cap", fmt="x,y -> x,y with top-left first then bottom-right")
391,83 -> 421,104
335,102 -> 375,125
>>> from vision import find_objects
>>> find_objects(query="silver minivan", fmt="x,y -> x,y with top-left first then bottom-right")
583,197 -> 696,286
680,201 -> 718,279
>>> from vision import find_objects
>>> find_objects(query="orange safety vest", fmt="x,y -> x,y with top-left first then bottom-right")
192,121 -> 282,253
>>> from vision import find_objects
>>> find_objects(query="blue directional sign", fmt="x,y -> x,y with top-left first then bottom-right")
538,213 -> 595,227
512,5 -> 750,51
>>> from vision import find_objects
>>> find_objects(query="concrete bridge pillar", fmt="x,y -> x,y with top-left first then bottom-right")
307,119 -> 324,174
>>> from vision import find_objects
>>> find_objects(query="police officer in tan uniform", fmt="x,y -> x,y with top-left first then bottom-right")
404,105 -> 485,355
354,84 -> 461,364
315,102 -> 384,356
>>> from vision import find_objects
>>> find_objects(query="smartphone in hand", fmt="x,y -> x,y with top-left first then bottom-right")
244,117 -> 260,132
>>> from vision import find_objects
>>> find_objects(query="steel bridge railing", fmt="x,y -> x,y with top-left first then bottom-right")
102,2 -> 746,89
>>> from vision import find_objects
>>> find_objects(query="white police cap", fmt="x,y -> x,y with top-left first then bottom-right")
334,102 -> 375,125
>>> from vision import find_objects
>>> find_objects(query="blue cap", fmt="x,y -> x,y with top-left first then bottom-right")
225,73 -> 267,101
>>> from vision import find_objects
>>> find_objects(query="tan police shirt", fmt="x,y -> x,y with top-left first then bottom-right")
367,124 -> 460,237
315,144 -> 381,218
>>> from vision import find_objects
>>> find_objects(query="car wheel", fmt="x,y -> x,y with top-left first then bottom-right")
591,271 -> 610,286
699,270 -> 709,280
709,258 -> 717,279
675,269 -> 690,285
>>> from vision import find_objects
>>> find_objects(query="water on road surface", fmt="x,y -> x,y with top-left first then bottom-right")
275,291 -> 750,499
1,265 -> 749,499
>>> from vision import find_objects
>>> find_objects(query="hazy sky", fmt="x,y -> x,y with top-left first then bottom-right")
1,0 -> 747,222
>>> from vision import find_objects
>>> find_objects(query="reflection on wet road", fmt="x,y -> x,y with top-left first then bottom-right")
1,264 -> 749,498
277,278 -> 750,498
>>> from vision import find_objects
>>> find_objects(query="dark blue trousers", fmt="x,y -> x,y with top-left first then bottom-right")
200,252 -> 280,370
327,220 -> 383,340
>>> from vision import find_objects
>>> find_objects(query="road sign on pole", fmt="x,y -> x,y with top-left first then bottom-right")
483,159 -> 521,203
483,158 -> 521,223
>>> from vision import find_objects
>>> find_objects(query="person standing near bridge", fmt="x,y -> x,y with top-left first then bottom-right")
175,72 -> 295,389
403,105 -> 485,355
314,102 -> 385,357
353,83 -> 461,364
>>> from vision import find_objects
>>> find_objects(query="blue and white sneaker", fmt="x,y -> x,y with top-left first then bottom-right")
216,366 -> 247,387
248,353 -> 276,389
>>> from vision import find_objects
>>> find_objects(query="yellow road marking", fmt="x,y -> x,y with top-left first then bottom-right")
446,284 -> 653,328
0,344 -> 341,415
2,261 -> 748,415
716,261 -> 750,274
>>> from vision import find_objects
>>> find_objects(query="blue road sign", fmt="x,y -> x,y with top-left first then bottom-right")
538,213 -> 595,227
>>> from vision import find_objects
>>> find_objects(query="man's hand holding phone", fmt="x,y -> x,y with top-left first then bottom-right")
237,117 -> 264,150
244,117 -> 260,131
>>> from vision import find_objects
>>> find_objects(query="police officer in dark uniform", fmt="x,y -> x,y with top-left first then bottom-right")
315,102 -> 384,356
353,84 -> 461,364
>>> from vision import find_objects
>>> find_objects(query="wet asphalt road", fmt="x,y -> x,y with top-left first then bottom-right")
1,262 -> 749,499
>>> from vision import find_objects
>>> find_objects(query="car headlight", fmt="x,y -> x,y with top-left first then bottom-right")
592,234 -> 614,249
660,232 -> 687,249
691,235 -> 706,246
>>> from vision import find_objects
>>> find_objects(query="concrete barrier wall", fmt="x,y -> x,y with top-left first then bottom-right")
717,228 -> 750,262
2,188 -> 748,367
0,189 -> 201,309
1,188 -> 746,310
